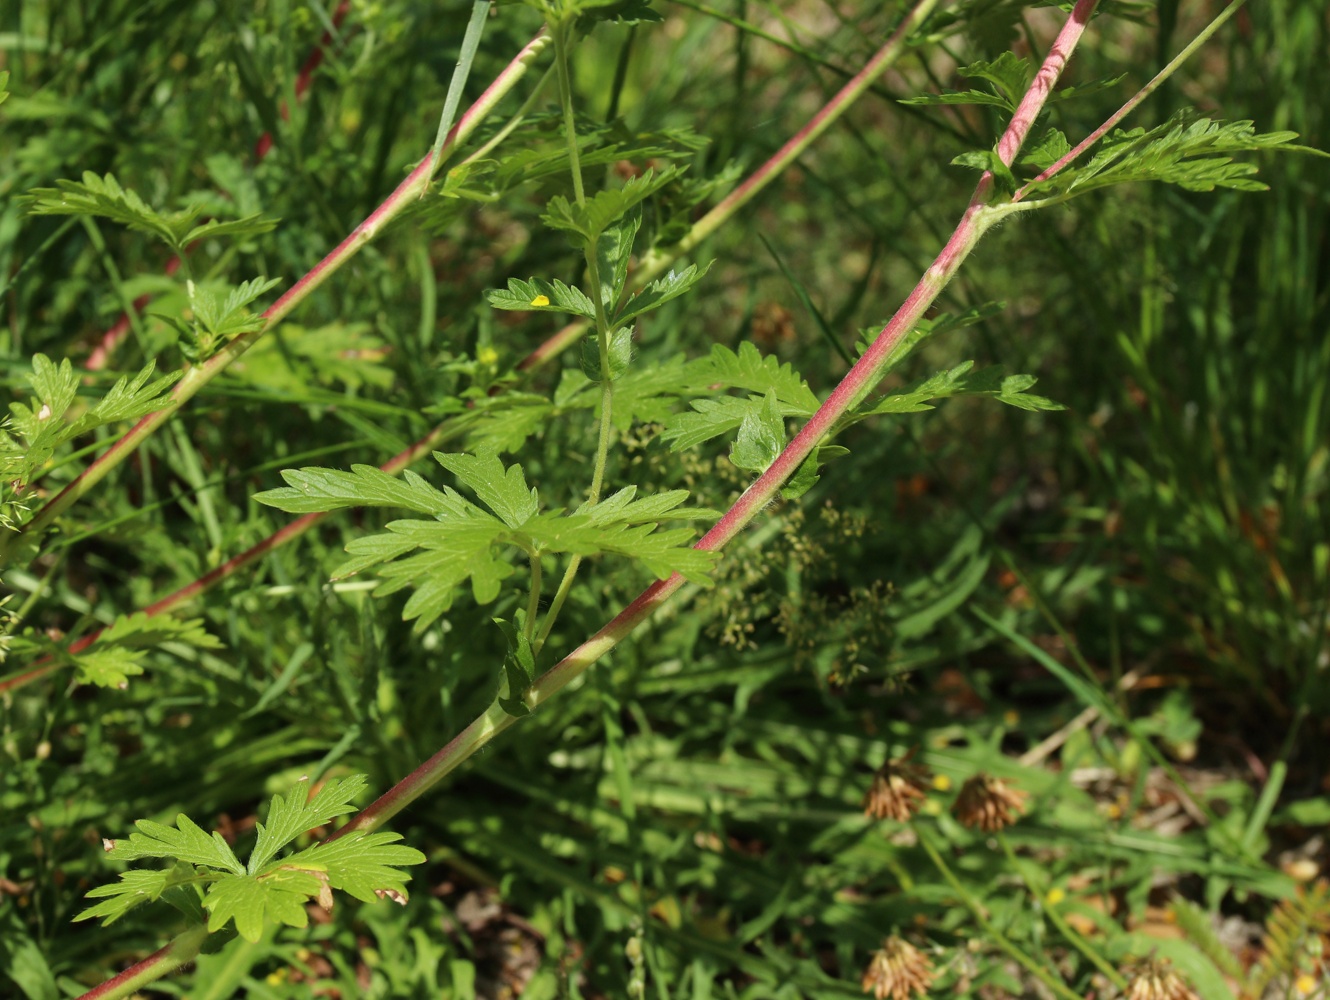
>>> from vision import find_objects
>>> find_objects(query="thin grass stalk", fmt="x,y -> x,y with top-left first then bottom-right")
0,30 -> 552,566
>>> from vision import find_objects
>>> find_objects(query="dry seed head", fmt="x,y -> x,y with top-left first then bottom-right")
861,935 -> 934,1000
951,773 -> 1029,832
1123,958 -> 1199,1000
863,753 -> 931,822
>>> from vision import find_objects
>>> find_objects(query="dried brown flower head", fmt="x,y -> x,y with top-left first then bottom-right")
951,773 -> 1029,832
1123,958 -> 1199,1000
861,936 -> 934,1000
863,753 -> 930,822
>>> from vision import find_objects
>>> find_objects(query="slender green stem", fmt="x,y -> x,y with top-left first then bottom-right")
533,553 -> 582,657
459,65 -> 555,167
536,6 -> 618,653
525,550 -> 542,643
550,18 -> 586,207
996,833 -> 1127,989
916,828 -> 1085,1000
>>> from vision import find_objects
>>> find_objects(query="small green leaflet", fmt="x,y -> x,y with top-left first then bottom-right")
255,451 -> 716,632
254,465 -> 467,516
487,277 -> 596,319
190,276 -> 282,341
1022,113 -> 1308,199
857,361 -> 1064,417
22,171 -> 277,253
728,391 -> 785,474
2,355 -> 180,484
494,616 -> 535,718
613,260 -> 713,328
542,167 -> 682,245
78,775 -> 425,943
581,327 -> 634,382
653,342 -> 819,465
71,611 -> 223,689
901,52 -> 1032,112
596,207 -> 642,312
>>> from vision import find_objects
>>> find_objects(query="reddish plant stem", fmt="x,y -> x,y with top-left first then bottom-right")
339,0 -> 1101,838
5,2 -> 940,695
1013,0 -> 1248,204
72,925 -> 210,1000
0,30 -> 551,567
85,2 -> 352,372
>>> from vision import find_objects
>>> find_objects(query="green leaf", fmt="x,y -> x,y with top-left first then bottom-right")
660,393 -> 812,452
460,396 -> 556,454
254,465 -> 469,516
951,149 -> 1018,194
542,167 -> 682,244
190,276 -> 282,340
344,518 -> 512,631
687,342 -> 819,412
1024,113 -> 1306,199
960,52 -> 1032,108
0,70 -> 8,108
106,813 -> 245,873
81,776 -> 424,941
780,445 -> 846,501
247,775 -> 368,874
1019,128 -> 1072,170
494,617 -> 535,718
99,611 -> 224,650
576,486 -> 702,524
729,391 -> 784,473
70,611 -> 222,689
183,213 -> 279,245
204,869 -> 319,942
613,260 -> 714,327
859,362 -> 1064,416
595,206 -> 642,311
521,511 -> 716,584
279,831 -> 426,903
23,171 -> 200,249
581,327 -> 634,382
75,863 -> 200,925
486,277 -> 596,319
901,53 -> 1031,112
434,449 -> 540,528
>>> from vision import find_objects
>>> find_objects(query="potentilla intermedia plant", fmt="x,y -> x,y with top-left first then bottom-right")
0,0 -> 1314,997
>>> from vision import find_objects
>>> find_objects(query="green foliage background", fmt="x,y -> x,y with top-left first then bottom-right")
1,1 -> 1327,997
